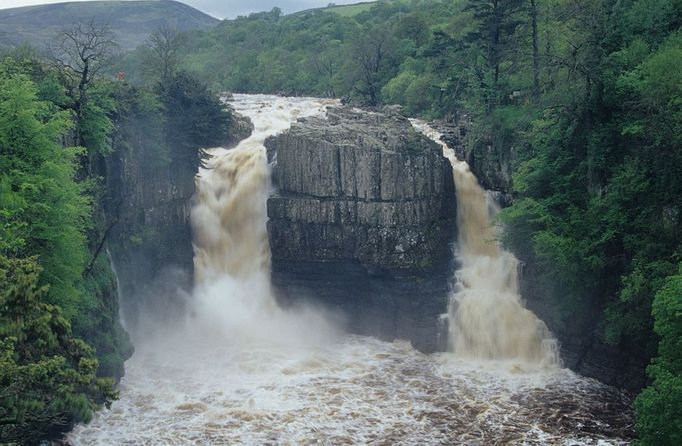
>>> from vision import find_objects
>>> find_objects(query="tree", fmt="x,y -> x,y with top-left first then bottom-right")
156,71 -> 231,159
0,64 -> 90,315
48,20 -> 118,149
635,265 -> 682,445
464,0 -> 524,112
143,25 -> 184,87
349,24 -> 399,105
309,40 -> 343,97
530,0 -> 540,101
396,13 -> 429,47
0,255 -> 116,445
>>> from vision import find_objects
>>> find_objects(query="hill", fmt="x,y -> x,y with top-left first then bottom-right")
292,1 -> 375,17
0,0 -> 219,50
324,2 -> 375,16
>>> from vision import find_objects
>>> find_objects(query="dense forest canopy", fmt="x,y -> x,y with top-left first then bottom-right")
0,0 -> 680,443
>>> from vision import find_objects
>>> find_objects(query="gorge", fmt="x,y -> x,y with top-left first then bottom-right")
1,0 -> 679,442
68,95 -> 634,445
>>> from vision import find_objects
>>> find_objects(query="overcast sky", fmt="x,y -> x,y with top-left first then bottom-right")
0,0 -> 363,19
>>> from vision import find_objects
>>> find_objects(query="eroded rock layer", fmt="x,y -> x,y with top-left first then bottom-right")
266,107 -> 456,351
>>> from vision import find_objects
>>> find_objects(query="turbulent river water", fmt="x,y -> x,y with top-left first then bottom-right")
68,95 -> 634,445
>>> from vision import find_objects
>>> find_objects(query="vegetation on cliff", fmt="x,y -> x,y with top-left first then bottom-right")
0,256 -> 116,443
635,264 -> 682,445
0,22 -> 230,443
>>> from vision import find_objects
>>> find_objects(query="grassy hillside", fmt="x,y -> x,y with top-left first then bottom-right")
0,0 -> 219,50
325,2 -> 375,17
292,1 -> 376,17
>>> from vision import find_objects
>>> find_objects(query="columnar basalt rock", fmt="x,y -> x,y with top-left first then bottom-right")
104,149 -> 197,327
266,107 -> 456,351
433,119 -> 513,195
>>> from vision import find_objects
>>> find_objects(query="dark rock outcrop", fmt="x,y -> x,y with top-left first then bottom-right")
225,111 -> 254,148
266,107 -> 456,352
520,268 -> 648,390
433,118 -> 513,195
104,149 -> 196,328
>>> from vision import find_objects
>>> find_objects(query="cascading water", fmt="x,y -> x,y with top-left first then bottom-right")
191,95 -> 336,282
69,96 -> 632,445
410,121 -> 559,366
187,94 -> 338,345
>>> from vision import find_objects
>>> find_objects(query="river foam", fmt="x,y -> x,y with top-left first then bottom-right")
69,332 -> 633,445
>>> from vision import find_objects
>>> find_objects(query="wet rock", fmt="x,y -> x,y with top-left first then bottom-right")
225,111 -> 253,148
266,107 -> 457,351
432,118 -> 513,194
104,147 -> 196,328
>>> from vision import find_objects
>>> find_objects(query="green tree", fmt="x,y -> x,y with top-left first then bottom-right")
0,256 -> 116,445
348,24 -> 399,105
0,63 -> 91,316
142,25 -> 184,87
635,265 -> 682,445
464,0 -> 525,112
48,21 -> 117,154
156,71 -> 231,158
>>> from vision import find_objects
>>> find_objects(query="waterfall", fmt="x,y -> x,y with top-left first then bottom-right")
188,94 -> 337,344
192,95 -> 337,282
69,98 -> 631,445
411,120 -> 560,366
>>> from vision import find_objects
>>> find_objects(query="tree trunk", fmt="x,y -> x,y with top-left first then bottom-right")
531,0 -> 540,102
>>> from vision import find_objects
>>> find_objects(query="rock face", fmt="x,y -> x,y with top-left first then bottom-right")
104,143 -> 197,328
433,119 -> 513,194
520,269 -> 648,390
224,110 -> 254,148
266,107 -> 456,351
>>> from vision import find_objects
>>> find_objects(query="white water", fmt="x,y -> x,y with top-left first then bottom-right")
186,94 -> 339,347
69,95 -> 632,445
410,120 -> 559,367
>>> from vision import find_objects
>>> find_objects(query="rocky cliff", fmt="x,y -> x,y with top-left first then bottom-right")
103,146 -> 196,328
434,118 -> 513,196
266,107 -> 456,352
101,92 -> 239,331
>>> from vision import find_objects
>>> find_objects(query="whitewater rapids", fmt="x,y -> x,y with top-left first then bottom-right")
68,332 -> 632,445
68,95 -> 633,445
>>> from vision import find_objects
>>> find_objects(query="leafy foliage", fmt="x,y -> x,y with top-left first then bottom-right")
0,255 -> 116,445
0,62 -> 90,316
635,265 -> 682,445
156,70 -> 231,157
